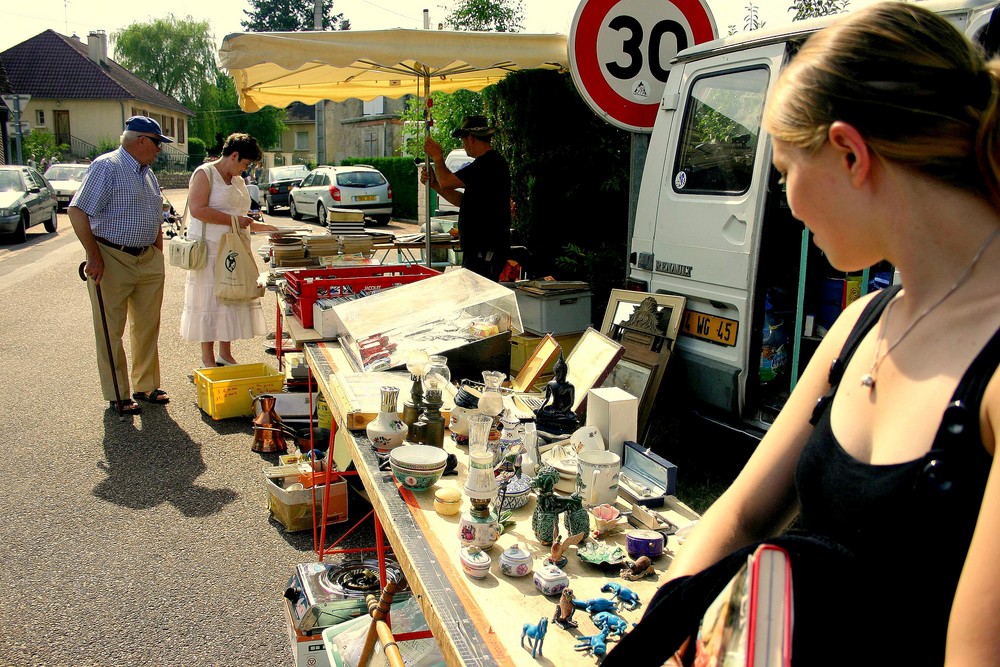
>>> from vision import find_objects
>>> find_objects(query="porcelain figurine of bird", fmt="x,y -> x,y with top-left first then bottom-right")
546,524 -> 585,568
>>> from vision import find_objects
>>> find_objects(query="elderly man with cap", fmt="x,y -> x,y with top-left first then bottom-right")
68,116 -> 173,414
422,115 -> 511,281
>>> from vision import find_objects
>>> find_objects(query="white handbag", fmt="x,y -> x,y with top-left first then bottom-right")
167,205 -> 207,270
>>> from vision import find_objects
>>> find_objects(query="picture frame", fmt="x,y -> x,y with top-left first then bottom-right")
600,290 -> 687,439
564,327 -> 626,417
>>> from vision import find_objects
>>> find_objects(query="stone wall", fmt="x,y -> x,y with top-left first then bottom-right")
156,172 -> 192,189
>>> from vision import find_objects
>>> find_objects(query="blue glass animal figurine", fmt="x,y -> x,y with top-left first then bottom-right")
521,617 -> 548,658
591,611 -> 630,638
601,581 -> 641,610
575,628 -> 611,656
572,597 -> 618,614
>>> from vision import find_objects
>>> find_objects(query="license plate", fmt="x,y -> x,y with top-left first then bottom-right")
681,310 -> 739,346
354,195 -> 376,202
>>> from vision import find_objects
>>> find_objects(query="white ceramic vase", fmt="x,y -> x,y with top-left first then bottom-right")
367,386 -> 408,452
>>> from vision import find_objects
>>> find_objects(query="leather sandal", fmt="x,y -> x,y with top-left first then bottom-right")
133,389 -> 170,405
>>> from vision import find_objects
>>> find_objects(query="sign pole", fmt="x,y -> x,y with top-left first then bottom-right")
12,96 -> 24,165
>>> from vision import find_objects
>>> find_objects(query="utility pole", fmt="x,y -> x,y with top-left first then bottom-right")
314,0 -> 326,166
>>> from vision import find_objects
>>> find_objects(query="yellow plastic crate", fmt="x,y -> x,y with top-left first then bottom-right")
194,363 -> 285,420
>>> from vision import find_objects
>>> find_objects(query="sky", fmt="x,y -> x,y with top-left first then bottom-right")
0,0 -> 840,54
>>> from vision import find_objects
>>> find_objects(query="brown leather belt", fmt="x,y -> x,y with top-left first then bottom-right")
94,235 -> 148,256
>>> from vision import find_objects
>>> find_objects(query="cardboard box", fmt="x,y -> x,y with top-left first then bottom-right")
515,288 -> 592,336
510,331 -> 584,374
586,386 -> 638,459
264,474 -> 348,532
283,598 -> 331,667
194,363 -> 285,420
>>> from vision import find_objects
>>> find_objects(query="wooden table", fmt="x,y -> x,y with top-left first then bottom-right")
303,341 -> 699,666
373,240 -> 460,267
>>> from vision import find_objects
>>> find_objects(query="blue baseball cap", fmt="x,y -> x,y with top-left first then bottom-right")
124,116 -> 173,143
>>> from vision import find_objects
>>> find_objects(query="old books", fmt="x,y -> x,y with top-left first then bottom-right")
695,544 -> 792,667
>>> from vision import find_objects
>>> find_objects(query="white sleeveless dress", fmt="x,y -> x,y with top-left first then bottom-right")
179,164 -> 267,342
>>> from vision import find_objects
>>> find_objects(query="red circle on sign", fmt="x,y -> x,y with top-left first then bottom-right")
571,0 -> 715,131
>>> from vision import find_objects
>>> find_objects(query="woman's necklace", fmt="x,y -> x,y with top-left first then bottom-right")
860,226 -> 1000,390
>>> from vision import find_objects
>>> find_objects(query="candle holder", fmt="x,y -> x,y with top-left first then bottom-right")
416,355 -> 450,448
402,350 -> 430,429
459,451 -> 500,550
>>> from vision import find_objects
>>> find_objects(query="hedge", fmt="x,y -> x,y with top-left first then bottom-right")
341,157 -> 418,220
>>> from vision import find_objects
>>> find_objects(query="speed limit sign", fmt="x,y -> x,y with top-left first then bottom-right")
569,0 -> 716,132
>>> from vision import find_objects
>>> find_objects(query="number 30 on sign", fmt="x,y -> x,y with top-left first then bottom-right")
569,0 -> 716,132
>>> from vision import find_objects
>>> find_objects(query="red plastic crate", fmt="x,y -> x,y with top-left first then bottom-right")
284,264 -> 439,329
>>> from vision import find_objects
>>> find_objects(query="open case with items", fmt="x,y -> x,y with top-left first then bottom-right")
329,268 -> 522,373
619,440 -> 677,508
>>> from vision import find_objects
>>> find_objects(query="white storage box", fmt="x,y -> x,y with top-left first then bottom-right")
586,386 -> 638,459
515,288 -> 592,335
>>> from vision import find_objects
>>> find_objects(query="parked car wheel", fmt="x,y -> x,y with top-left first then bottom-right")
371,214 -> 391,226
12,212 -> 27,244
265,195 -> 275,216
44,208 -> 58,233
317,202 -> 327,225
289,197 -> 302,220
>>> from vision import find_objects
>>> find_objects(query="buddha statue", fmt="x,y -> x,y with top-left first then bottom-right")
534,351 -> 579,436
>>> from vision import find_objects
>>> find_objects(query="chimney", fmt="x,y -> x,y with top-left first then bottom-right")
87,30 -> 108,66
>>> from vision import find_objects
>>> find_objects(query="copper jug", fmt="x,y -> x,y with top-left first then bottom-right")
252,394 -> 287,453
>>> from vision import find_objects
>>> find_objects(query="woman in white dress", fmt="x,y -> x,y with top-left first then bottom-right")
180,133 -> 277,367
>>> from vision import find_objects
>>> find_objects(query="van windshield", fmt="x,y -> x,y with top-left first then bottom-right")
673,67 -> 769,195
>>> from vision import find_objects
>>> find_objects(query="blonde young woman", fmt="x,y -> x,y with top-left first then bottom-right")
606,4 -> 1000,664
179,133 -> 277,367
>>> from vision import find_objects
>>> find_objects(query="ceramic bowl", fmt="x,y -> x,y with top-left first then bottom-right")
577,541 -> 628,567
570,426 -> 606,453
389,444 -> 449,471
390,461 -> 446,491
434,487 -> 463,516
459,546 -> 492,579
495,474 -> 533,512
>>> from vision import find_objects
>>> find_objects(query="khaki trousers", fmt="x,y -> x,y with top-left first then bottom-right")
87,244 -> 165,401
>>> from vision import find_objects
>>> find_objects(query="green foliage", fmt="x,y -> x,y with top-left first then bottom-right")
443,0 -> 524,32
212,71 -> 286,148
242,0 -> 348,31
744,2 -> 766,31
111,15 -> 217,102
554,243 -> 627,323
341,157 -> 418,219
483,69 -> 629,286
88,138 -> 120,159
187,137 -> 207,169
788,0 -> 850,21
23,129 -> 68,163
399,90 -> 484,157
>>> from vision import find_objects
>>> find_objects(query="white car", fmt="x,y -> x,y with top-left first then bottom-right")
435,149 -> 474,215
289,165 -> 393,225
43,163 -> 89,210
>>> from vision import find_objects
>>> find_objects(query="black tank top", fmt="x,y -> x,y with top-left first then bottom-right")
795,285 -> 999,663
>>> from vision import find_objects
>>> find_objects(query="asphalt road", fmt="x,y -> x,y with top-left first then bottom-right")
0,190 -> 416,667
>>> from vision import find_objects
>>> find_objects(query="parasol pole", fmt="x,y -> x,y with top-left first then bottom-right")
423,72 -> 433,268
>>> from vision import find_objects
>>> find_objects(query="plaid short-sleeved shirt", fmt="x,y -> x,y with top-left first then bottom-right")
70,147 -> 163,247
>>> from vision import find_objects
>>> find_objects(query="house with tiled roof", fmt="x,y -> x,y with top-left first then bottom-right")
0,29 -> 192,165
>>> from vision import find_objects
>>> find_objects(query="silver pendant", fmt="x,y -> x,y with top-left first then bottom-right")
860,374 -> 875,388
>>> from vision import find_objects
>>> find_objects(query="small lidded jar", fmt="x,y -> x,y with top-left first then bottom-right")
499,543 -> 533,577
434,487 -> 462,516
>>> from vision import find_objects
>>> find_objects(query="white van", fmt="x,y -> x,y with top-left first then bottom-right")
626,0 -> 998,434
435,148 -> 474,215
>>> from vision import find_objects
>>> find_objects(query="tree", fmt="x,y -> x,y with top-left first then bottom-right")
788,0 -> 850,21
399,90 -> 484,157
212,72 -> 286,149
444,0 -> 525,32
242,0 -> 348,32
112,15 -> 217,103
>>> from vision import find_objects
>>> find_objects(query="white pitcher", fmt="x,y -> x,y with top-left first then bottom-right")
577,449 -> 621,508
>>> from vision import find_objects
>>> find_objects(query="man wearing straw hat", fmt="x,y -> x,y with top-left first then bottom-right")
422,115 -> 511,281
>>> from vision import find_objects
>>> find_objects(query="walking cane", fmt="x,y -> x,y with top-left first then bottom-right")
79,262 -> 125,417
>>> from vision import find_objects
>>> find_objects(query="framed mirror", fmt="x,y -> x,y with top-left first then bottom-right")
600,290 -> 687,438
